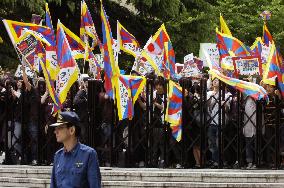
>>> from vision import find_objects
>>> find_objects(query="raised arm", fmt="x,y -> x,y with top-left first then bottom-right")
21,65 -> 31,91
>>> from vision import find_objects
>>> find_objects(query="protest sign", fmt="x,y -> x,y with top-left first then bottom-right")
233,56 -> 262,77
180,53 -> 203,78
199,43 -> 220,67
14,64 -> 34,78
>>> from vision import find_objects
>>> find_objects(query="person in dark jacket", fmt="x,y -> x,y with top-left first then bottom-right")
73,77 -> 89,143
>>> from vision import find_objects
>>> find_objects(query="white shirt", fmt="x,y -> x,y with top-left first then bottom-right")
243,97 -> 256,137
207,90 -> 232,126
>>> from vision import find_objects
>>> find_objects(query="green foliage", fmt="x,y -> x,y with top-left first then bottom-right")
217,0 -> 284,50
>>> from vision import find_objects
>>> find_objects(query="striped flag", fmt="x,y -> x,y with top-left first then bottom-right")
250,37 -> 263,56
216,28 -> 251,60
60,22 -> 86,59
115,74 -> 146,120
80,0 -> 102,49
3,19 -> 55,46
166,41 -> 176,78
33,41 -> 45,72
101,0 -> 119,99
263,24 -> 273,46
117,21 -> 140,57
56,20 -> 79,105
40,59 -> 62,114
165,80 -> 182,142
45,3 -> 59,81
262,42 -> 284,97
161,47 -> 170,79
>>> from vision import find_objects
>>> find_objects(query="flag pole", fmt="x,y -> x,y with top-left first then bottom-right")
83,34 -> 89,74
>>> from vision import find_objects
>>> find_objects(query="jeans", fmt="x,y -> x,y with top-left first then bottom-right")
207,124 -> 219,162
27,121 -> 38,161
245,137 -> 255,163
8,121 -> 22,155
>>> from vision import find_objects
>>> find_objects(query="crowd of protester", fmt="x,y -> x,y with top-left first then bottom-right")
0,65 -> 284,169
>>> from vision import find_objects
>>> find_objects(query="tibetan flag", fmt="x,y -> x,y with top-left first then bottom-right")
165,80 -> 182,142
117,21 -> 140,57
263,43 -> 280,86
3,19 -> 55,46
18,28 -> 53,46
46,48 -> 59,81
88,49 -> 102,79
250,37 -> 263,56
45,3 -> 59,81
261,23 -> 281,81
40,59 -> 62,114
216,28 -> 251,60
263,24 -> 273,46
45,3 -> 55,42
56,20 -> 79,105
60,22 -> 86,59
220,14 -> 232,36
160,41 -> 176,79
161,46 -> 170,79
101,0 -> 119,99
115,75 -> 146,120
167,41 -> 176,78
80,0 -> 101,49
210,68 -> 269,102
250,37 -> 275,74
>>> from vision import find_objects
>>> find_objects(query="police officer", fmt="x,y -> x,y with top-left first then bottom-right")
50,111 -> 101,188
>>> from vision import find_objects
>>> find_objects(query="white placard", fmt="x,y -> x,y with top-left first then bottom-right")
199,43 -> 220,67
184,53 -> 194,64
14,64 -> 34,78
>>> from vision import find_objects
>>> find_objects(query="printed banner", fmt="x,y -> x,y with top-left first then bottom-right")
178,53 -> 203,78
233,56 -> 262,77
16,34 -> 37,57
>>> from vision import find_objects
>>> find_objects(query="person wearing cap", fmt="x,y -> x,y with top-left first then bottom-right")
50,111 -> 101,188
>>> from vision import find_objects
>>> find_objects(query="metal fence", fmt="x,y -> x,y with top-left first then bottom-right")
2,77 -> 284,168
